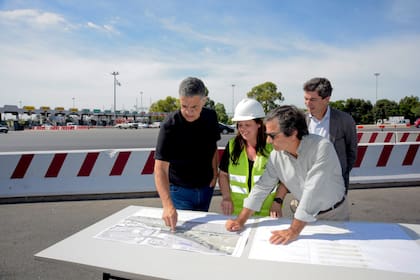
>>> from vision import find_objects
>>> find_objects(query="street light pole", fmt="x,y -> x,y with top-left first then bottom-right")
72,97 -> 75,108
231,84 -> 235,116
140,91 -> 143,112
374,73 -> 380,105
374,73 -> 380,124
111,71 -> 120,122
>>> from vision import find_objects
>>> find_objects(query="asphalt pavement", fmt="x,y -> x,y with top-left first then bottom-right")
1,186 -> 419,280
0,128 -> 232,152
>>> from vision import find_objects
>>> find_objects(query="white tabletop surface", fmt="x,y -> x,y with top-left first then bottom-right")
35,205 -> 420,280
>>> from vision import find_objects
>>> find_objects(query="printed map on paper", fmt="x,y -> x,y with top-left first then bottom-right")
95,208 -> 250,257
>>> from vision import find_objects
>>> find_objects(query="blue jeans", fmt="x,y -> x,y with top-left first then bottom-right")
170,185 -> 214,212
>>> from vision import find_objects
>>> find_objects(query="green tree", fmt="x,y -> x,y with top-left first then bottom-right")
373,99 -> 399,123
246,82 -> 284,112
329,100 -> 345,111
215,103 -> 229,123
205,97 -> 215,109
149,96 -> 178,113
399,95 -> 420,123
413,105 -> 420,118
206,97 -> 230,123
345,98 -> 373,124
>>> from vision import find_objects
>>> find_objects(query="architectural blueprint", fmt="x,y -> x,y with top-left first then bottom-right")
95,208 -> 250,257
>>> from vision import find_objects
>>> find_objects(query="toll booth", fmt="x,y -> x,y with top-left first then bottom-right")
0,105 -> 24,130
93,109 -> 109,126
80,109 -> 91,125
67,108 -> 80,124
53,107 -> 66,125
39,106 -> 52,124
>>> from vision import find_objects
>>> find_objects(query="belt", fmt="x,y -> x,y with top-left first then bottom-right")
318,196 -> 346,215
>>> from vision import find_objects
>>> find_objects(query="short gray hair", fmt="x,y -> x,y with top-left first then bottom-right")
179,77 -> 206,97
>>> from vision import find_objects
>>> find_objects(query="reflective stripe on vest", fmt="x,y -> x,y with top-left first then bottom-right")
227,138 -> 275,216
229,174 -> 247,184
230,185 -> 248,194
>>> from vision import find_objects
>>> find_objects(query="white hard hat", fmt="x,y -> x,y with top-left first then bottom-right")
232,98 -> 265,121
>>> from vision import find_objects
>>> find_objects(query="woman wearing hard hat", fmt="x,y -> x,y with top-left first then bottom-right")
218,98 -> 284,217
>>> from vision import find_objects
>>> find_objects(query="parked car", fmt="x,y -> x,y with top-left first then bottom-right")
114,122 -> 138,129
414,118 -> 420,128
0,124 -> 9,133
218,122 -> 235,134
137,123 -> 149,128
149,122 -> 161,128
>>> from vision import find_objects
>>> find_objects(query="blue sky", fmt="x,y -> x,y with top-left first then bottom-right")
1,0 -> 419,113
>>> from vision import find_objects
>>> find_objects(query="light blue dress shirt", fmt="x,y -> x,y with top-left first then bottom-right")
308,106 -> 330,140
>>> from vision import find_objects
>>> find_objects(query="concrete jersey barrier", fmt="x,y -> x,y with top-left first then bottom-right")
350,143 -> 420,185
0,144 -> 419,199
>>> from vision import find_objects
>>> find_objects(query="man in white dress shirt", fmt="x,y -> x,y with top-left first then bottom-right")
226,105 -> 349,245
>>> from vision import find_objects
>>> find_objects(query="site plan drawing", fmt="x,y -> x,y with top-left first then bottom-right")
248,218 -> 420,275
95,207 -> 250,257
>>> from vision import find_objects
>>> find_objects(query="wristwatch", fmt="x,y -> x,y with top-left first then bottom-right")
273,197 -> 283,205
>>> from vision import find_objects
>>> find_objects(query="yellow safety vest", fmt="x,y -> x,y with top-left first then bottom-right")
228,139 -> 276,216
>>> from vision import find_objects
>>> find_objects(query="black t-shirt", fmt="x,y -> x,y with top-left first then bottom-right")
154,108 -> 221,188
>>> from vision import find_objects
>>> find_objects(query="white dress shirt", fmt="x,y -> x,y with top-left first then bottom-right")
308,106 -> 330,140
243,134 -> 345,222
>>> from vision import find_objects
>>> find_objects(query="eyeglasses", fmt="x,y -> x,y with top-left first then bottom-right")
265,131 -> 281,140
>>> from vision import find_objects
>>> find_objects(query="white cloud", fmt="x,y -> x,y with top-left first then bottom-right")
1,32 -> 419,111
0,9 -> 68,28
86,21 -> 119,35
1,7 -> 419,114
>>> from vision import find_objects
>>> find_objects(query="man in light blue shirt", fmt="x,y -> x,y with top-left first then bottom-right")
308,105 -> 330,139
226,105 -> 348,245
304,77 -> 357,192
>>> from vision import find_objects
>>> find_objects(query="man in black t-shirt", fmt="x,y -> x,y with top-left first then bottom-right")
154,77 -> 221,231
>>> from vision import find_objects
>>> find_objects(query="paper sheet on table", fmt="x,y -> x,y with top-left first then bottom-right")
248,218 -> 420,275
94,207 -> 250,257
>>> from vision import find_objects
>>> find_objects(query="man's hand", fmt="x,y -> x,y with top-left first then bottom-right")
225,219 -> 244,232
269,218 -> 306,245
210,176 -> 218,187
221,198 -> 233,216
269,228 -> 299,245
225,208 -> 253,232
162,206 -> 178,232
269,203 -> 282,218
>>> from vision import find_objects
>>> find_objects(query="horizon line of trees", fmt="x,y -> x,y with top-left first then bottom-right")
149,81 -> 420,125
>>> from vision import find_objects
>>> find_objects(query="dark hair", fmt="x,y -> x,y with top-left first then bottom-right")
178,77 -> 206,97
303,77 -> 333,99
265,105 -> 308,140
230,118 -> 270,165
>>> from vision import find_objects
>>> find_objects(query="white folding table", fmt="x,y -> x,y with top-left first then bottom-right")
35,206 -> 420,280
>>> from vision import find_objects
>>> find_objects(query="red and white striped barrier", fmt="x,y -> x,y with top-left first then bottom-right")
31,125 -> 90,131
357,131 -> 420,143
0,145 -> 419,199
0,148 -> 156,198
350,143 -> 420,184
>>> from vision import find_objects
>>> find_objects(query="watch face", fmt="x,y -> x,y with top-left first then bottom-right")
274,198 -> 283,204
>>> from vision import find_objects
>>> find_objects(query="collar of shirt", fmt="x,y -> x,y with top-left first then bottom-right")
308,106 -> 330,139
